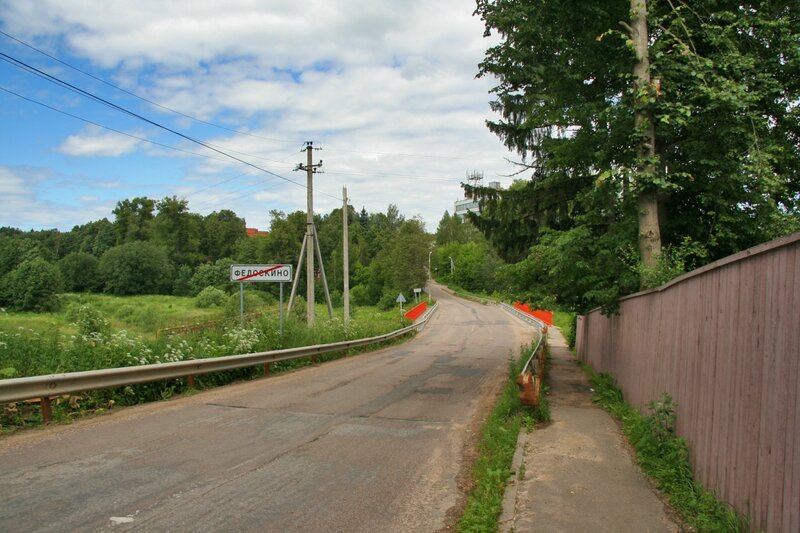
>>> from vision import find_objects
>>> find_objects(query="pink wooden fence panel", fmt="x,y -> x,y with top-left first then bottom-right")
576,232 -> 800,532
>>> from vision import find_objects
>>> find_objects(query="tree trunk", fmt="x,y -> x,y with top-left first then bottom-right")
630,0 -> 662,270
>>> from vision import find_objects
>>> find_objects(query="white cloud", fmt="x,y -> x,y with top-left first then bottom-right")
57,126 -> 141,157
0,166 -> 113,229
0,0 -> 520,232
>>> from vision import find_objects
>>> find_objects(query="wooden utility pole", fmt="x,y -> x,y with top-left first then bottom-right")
342,186 -> 350,324
288,142 -> 323,326
305,142 -> 315,325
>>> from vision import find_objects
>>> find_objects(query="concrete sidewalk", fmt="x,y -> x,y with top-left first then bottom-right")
500,327 -> 680,532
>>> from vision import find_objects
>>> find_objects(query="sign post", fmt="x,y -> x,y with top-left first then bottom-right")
230,265 -> 293,335
239,283 -> 245,327
396,293 -> 407,318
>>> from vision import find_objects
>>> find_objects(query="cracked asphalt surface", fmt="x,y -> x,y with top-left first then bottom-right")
0,284 -> 533,532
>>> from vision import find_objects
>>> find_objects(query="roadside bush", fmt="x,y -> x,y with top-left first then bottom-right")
377,289 -> 401,311
350,284 -> 373,306
4,258 -> 63,311
69,304 -> 111,336
224,290 -> 266,318
329,289 -> 343,308
172,264 -> 194,296
98,242 -> 174,295
58,252 -> 100,292
290,295 -> 306,321
196,286 -> 227,308
189,258 -> 234,295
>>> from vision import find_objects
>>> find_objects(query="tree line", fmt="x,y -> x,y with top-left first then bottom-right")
0,197 -> 431,313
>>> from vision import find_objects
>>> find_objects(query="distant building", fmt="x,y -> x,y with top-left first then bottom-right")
454,198 -> 480,217
455,171 -> 501,217
245,227 -> 269,237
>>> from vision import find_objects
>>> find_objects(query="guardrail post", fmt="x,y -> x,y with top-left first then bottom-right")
263,362 -> 271,376
515,372 -> 540,407
187,374 -> 195,389
40,396 -> 52,424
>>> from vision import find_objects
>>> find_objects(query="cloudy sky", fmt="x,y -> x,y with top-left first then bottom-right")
0,0 -> 519,233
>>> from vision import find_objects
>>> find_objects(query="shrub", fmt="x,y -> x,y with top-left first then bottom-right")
224,290 -> 266,318
70,304 -> 111,336
189,258 -> 234,295
172,264 -> 194,296
58,252 -> 101,292
98,242 -> 174,295
350,284 -> 373,306
196,286 -> 227,308
290,295 -> 306,321
4,258 -> 63,311
377,289 -> 401,311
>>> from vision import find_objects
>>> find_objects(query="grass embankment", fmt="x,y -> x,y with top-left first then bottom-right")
457,340 -> 550,533
0,296 -> 410,431
585,368 -> 747,532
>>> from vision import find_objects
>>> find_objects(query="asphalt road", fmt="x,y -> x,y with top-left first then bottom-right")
0,284 -> 533,533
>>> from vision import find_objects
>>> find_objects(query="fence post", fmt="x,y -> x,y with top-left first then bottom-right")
40,396 -> 52,424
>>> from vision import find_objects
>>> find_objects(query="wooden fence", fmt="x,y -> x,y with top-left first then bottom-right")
576,231 -> 800,533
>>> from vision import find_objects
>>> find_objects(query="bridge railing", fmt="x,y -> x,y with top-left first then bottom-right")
0,303 -> 438,421
497,302 -> 547,407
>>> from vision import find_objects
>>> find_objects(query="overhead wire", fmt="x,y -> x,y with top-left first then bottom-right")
0,29 -> 304,146
0,50 -> 341,200
0,84 -> 322,213
0,85 -> 236,165
0,31 -> 508,211
0,29 -> 507,164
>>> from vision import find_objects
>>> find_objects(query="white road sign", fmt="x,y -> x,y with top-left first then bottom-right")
230,264 -> 293,283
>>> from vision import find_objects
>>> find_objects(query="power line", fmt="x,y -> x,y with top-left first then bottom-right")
0,29 -> 304,146
0,50 -> 333,197
0,85 -> 232,164
0,30 -> 509,164
0,84 -> 328,211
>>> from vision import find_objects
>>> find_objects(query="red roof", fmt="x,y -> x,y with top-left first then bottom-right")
245,227 -> 269,237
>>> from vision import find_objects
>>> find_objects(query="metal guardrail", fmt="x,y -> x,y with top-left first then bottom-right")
446,293 -> 547,375
498,302 -> 546,330
521,325 -> 546,377
0,303 -> 439,408
496,303 -> 547,377
435,288 -> 547,384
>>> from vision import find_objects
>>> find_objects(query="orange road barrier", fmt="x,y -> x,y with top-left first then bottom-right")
513,302 -> 554,326
404,301 -> 428,321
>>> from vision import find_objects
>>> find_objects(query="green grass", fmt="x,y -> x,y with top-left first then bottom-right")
552,310 -> 576,349
586,370 -> 748,533
0,293 -> 225,338
457,341 -> 550,533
